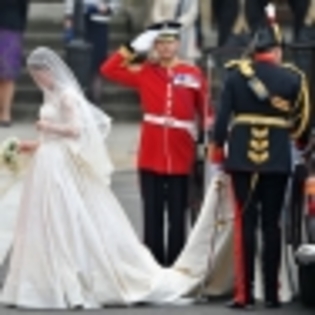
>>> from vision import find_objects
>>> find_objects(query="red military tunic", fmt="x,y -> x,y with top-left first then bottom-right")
100,47 -> 213,175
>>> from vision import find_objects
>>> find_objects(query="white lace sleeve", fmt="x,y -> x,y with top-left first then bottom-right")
59,92 -> 82,136
42,91 -> 82,138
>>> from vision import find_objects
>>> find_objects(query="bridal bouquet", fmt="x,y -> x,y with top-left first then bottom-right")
0,137 -> 21,173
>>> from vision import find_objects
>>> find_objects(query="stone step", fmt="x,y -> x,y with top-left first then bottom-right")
15,85 -> 138,104
27,16 -> 131,34
31,0 -> 61,3
28,2 -> 64,21
28,2 -> 129,23
22,47 -> 125,65
16,74 -> 135,92
27,19 -> 63,33
12,102 -> 141,121
24,29 -> 128,51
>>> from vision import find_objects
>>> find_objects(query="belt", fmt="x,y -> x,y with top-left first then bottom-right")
144,114 -> 197,139
233,114 -> 290,128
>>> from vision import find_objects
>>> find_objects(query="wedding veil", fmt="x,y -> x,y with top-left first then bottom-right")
27,47 -> 114,181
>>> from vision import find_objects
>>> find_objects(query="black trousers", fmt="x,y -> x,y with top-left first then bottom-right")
139,170 -> 189,266
230,172 -> 289,303
288,163 -> 308,249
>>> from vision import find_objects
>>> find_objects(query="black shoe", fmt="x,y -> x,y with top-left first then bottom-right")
226,300 -> 255,310
72,305 -> 83,310
264,300 -> 281,309
0,120 -> 12,127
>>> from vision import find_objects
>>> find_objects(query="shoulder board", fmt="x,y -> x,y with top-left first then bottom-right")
224,59 -> 240,69
281,63 -> 306,79
224,58 -> 254,77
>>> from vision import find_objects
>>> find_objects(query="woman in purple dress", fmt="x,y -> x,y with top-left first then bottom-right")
0,0 -> 30,126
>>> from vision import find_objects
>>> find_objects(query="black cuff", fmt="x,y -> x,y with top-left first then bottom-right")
123,42 -> 136,54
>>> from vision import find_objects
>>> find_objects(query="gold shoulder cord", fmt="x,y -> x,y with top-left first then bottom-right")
240,173 -> 260,215
282,63 -> 311,139
224,59 -> 253,76
224,59 -> 241,69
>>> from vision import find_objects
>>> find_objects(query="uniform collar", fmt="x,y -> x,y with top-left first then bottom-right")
157,57 -> 182,68
253,52 -> 277,64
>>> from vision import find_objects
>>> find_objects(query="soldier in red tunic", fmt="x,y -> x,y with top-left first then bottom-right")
100,21 -> 213,266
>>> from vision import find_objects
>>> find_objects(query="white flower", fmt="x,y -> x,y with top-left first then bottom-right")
0,137 -> 21,173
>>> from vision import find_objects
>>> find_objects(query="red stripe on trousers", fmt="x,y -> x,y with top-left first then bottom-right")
230,187 -> 248,304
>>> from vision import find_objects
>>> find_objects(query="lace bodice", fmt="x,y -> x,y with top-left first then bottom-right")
38,99 -> 74,142
40,102 -> 61,123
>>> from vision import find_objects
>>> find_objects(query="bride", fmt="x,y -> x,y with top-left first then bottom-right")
0,47 -> 234,309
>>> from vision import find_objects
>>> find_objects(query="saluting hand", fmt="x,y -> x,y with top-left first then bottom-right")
131,30 -> 160,53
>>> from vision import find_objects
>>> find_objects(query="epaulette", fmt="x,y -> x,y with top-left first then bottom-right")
224,59 -> 241,69
282,63 -> 310,139
225,58 -> 269,100
224,59 -> 254,77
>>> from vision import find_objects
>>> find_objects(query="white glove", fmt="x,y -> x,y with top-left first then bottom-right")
265,3 -> 276,20
296,244 -> 315,264
130,30 -> 160,53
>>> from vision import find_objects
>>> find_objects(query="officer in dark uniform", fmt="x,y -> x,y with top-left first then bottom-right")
210,23 -> 310,309
287,0 -> 315,80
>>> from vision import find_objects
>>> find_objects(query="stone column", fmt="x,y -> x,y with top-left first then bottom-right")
200,0 -> 215,48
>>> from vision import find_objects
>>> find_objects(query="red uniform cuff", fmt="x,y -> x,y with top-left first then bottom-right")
295,141 -> 305,150
209,144 -> 225,163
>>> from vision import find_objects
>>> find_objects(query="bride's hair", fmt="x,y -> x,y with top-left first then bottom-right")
27,47 -> 82,95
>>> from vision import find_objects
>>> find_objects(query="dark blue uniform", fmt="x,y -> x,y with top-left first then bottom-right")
215,60 -> 308,172
212,55 -> 310,306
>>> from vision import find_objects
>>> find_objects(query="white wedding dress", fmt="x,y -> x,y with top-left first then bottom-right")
0,96 -> 234,309
0,47 -> 294,309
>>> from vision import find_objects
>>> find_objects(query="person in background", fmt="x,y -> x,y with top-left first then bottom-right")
151,0 -> 199,63
287,0 -> 315,80
101,21 -> 213,266
0,0 -> 30,127
211,0 -> 269,48
64,0 -> 119,104
209,0 -> 269,88
286,0 -> 315,255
